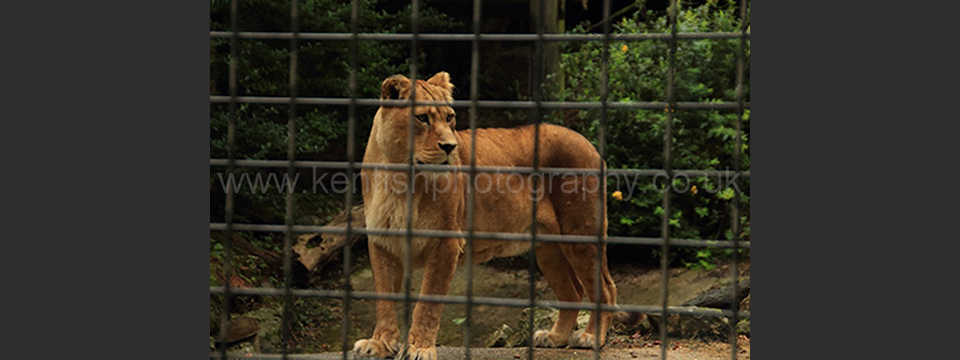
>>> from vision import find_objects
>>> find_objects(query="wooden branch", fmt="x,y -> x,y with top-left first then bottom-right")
292,204 -> 365,272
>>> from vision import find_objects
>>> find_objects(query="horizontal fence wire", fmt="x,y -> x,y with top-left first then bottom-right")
208,158 -> 750,178
209,31 -> 748,41
209,287 -> 750,319
209,96 -> 749,109
209,223 -> 750,248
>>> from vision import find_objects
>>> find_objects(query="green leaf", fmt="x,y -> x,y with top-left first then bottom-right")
718,188 -> 735,200
695,207 -> 709,218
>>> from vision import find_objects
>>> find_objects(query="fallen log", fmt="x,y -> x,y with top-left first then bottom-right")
682,278 -> 750,308
639,278 -> 750,340
292,204 -> 365,272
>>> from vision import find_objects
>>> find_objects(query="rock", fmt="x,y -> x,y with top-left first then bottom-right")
225,340 -> 257,356
483,324 -> 513,348
575,310 -> 592,330
736,318 -> 750,336
242,306 -> 284,352
485,307 -> 565,347
212,315 -> 262,354
226,315 -> 260,343
483,307 -> 596,347
739,293 -> 750,311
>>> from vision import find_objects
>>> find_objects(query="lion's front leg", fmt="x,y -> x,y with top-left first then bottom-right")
354,242 -> 403,358
397,239 -> 461,360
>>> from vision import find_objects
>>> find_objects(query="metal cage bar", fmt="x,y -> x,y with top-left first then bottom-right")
215,1 -> 240,359
339,1 -> 359,359
659,1 -> 679,358
210,286 -> 750,319
209,31 -> 749,41
730,1 -> 750,358
592,0 -> 612,358
211,1 -> 750,359
463,1 -> 482,357
209,95 -> 749,109
208,158 -> 750,178
526,1 -> 545,359
209,223 -> 751,249
399,1 -> 421,356
278,1 -> 301,358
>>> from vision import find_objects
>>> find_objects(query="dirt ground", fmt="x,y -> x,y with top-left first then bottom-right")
222,337 -> 748,359
327,260 -> 746,346
235,260 -> 750,359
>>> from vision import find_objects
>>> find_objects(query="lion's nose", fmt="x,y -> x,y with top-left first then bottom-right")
438,143 -> 457,154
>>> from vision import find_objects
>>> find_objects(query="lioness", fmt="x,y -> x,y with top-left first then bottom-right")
354,72 -> 617,360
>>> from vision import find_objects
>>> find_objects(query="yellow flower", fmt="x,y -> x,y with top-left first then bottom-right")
621,45 -> 629,53
612,190 -> 623,200
690,185 -> 698,194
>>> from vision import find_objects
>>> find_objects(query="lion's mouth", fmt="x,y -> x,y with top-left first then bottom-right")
415,159 -> 450,165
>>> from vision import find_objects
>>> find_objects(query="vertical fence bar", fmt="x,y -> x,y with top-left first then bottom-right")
659,1 -> 679,359
594,0 -> 611,358
340,0 -> 359,359
526,1 -> 545,359
463,0 -> 482,358
279,1 -> 300,358
401,0 -> 420,355
730,1 -> 748,358
216,0 -> 239,358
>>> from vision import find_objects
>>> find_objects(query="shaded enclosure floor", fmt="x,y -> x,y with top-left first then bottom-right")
218,337 -> 749,359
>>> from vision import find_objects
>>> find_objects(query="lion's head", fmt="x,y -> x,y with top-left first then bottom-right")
372,72 -> 459,166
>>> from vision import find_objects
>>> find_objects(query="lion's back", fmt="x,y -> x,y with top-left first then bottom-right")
458,124 -> 601,169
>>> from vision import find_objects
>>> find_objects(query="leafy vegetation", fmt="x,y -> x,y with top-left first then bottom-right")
210,0 -> 457,226
546,0 -> 750,268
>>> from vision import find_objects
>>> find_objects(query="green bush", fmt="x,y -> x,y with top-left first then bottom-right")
547,0 -> 750,268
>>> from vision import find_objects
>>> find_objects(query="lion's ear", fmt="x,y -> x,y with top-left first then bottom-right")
380,75 -> 410,100
426,71 -> 455,94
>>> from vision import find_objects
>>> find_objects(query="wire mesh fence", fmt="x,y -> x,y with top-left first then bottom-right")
211,0 -> 750,359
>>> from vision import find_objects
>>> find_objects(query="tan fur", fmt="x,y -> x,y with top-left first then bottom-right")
354,72 -> 618,359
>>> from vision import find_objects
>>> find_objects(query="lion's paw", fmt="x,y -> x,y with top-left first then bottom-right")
533,330 -> 567,348
567,331 -> 599,349
397,343 -> 437,360
353,338 -> 399,358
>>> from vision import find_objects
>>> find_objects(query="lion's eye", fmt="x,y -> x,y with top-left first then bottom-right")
415,114 -> 429,125
446,114 -> 455,123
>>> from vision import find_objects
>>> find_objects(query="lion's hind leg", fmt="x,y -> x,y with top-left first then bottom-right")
533,242 -> 585,348
546,164 -> 617,349
560,242 -> 617,349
